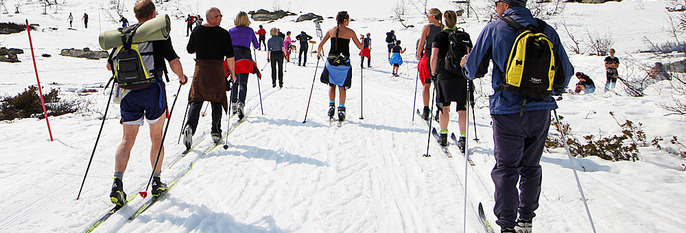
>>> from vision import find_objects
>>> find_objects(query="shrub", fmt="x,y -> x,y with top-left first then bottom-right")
0,85 -> 79,120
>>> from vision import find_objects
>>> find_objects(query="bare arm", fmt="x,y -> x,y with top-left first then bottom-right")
417,24 -> 430,60
430,47 -> 439,76
168,58 -> 187,84
350,29 -> 363,50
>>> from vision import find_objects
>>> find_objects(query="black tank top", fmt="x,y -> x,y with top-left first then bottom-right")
425,24 -> 441,50
329,37 -> 351,58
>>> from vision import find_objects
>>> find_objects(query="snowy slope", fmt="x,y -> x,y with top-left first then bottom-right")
0,0 -> 685,232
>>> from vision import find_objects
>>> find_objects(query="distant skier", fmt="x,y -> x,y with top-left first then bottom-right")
120,16 -> 128,28
283,31 -> 295,63
82,12 -> 88,28
268,27 -> 286,88
68,12 -> 73,28
256,25 -> 267,50
359,33 -> 371,68
604,48 -> 619,92
317,11 -> 364,122
106,0 -> 188,206
389,40 -> 405,76
296,31 -> 312,66
385,30 -> 396,60
186,14 -> 195,36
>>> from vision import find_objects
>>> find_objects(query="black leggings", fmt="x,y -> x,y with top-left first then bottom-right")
230,73 -> 249,104
270,52 -> 284,85
185,101 -> 223,134
298,45 -> 308,65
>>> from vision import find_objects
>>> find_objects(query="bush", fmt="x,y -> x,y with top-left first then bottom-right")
0,85 -> 79,120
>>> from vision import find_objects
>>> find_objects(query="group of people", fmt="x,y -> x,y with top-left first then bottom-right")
104,1 -> 586,233
67,12 -> 88,28
185,14 -> 204,36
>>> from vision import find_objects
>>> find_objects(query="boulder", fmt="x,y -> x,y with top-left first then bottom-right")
248,9 -> 296,21
296,13 -> 323,22
60,48 -> 108,60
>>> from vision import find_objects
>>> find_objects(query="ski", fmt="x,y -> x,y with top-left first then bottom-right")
431,128 -> 453,158
416,109 -> 431,127
451,133 -> 475,166
128,163 -> 194,220
84,195 -> 137,233
478,202 -> 496,233
166,132 -> 208,169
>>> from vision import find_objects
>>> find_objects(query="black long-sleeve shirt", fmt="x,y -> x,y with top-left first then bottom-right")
187,25 -> 234,61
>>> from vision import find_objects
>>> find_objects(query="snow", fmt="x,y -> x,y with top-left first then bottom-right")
1,0 -> 685,232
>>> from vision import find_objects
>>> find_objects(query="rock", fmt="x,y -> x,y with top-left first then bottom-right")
296,13 -> 323,22
248,9 -> 296,21
42,54 -> 51,58
9,48 -> 23,54
60,48 -> 108,60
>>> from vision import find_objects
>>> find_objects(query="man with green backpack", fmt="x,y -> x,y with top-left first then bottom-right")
463,0 -> 574,232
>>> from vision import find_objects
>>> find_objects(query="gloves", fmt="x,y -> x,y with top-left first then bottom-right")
267,58 -> 270,63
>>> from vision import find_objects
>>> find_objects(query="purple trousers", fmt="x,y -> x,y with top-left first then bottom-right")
491,109 -> 551,228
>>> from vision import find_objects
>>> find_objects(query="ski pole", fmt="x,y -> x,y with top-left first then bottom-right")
553,109 -> 598,233
140,84 -> 183,198
423,78 -> 436,157
302,57 -> 321,123
200,101 -> 209,117
253,49 -> 265,115
469,81 -> 479,142
359,65 -> 364,120
223,102 -> 232,150
411,70 -> 418,122
177,101 -> 190,144
462,78 -> 472,233
76,81 -> 116,200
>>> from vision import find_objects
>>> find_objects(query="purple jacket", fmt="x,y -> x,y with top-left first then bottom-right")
228,26 -> 260,49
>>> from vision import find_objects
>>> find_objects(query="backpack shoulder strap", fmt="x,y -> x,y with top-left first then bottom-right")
501,16 -> 525,33
535,19 -> 547,33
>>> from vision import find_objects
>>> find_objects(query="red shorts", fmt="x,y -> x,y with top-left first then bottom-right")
418,51 -> 431,84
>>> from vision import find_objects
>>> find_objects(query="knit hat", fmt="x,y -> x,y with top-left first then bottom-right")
497,0 -> 526,7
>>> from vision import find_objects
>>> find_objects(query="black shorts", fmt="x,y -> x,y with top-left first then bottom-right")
435,72 -> 473,111
387,44 -> 394,53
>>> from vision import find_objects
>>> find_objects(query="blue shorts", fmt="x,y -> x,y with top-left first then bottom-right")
120,81 -> 167,125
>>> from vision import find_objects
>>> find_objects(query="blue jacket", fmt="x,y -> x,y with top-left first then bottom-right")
464,7 -> 574,115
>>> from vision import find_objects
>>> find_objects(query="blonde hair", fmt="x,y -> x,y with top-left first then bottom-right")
234,11 -> 251,27
270,27 -> 279,36
444,10 -> 457,29
428,8 -> 442,24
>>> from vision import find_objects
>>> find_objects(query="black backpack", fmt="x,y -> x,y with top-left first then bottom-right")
443,28 -> 472,75
109,24 -> 157,90
385,32 -> 394,43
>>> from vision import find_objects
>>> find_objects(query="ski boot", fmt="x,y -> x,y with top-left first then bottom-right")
515,219 -> 532,233
458,136 -> 466,153
338,106 -> 346,122
231,102 -> 238,115
328,103 -> 336,119
421,106 -> 430,121
237,102 -> 245,120
501,227 -> 516,233
439,132 -> 448,147
183,125 -> 193,151
110,177 -> 127,206
151,177 -> 168,198
211,132 -> 221,144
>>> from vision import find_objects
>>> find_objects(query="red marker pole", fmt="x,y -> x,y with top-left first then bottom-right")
26,19 -> 53,141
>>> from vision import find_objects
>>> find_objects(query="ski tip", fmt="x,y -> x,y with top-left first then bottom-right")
139,191 -> 148,198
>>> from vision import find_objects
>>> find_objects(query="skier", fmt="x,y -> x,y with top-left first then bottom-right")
256,25 -> 267,51
284,31 -> 295,63
385,30 -> 397,60
429,10 -> 472,149
416,8 -> 443,121
106,0 -> 188,206
184,7 -> 237,146
604,48 -> 619,92
389,40 -> 406,76
120,16 -> 128,28
267,27 -> 286,88
186,14 -> 195,36
82,12 -> 89,28
68,12 -> 73,28
229,11 -> 261,120
296,31 -> 312,66
317,11 -> 364,122
359,33 -> 371,68
463,0 -> 574,232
